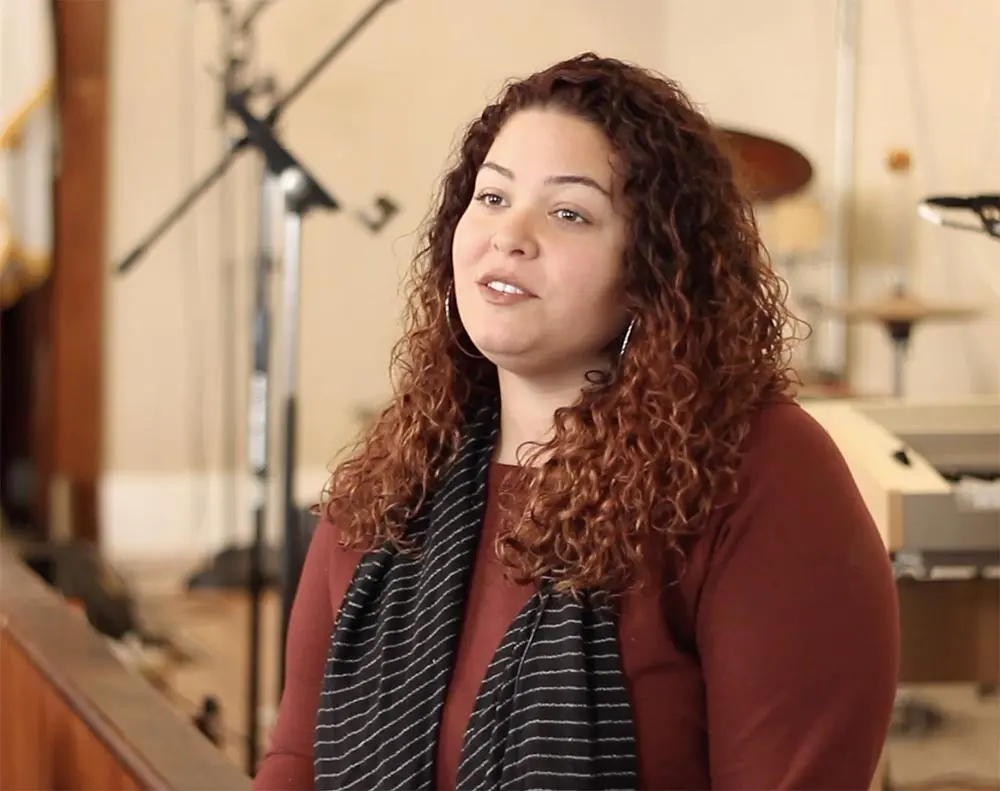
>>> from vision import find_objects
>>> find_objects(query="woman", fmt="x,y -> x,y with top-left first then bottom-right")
253,53 -> 899,790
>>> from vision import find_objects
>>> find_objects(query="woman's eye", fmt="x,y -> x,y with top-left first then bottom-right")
474,191 -> 505,207
554,208 -> 588,224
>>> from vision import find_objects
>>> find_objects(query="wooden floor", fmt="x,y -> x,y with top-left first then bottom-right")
128,566 -> 999,791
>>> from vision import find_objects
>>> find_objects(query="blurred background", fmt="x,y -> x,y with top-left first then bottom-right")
1,1 -> 997,789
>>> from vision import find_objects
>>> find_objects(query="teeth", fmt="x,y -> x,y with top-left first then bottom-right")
487,280 -> 525,295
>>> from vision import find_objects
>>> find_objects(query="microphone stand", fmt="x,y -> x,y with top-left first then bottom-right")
115,0 -> 397,277
113,0 -> 400,776
192,0 -> 281,598
918,196 -> 1000,241
917,196 -> 1000,299
224,87 -> 337,774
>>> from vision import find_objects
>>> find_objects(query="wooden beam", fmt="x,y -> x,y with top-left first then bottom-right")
51,0 -> 109,543
0,545 -> 251,790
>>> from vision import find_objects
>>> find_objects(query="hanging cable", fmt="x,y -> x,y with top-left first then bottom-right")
216,0 -> 240,553
181,0 -> 211,543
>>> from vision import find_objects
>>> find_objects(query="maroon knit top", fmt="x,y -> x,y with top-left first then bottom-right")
253,400 -> 898,790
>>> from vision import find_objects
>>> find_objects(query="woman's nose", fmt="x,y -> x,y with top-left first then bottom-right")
490,214 -> 539,258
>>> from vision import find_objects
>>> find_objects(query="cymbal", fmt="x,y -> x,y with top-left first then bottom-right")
719,128 -> 814,203
823,292 -> 984,324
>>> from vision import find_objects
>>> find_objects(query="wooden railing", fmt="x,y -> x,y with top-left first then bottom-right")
0,544 -> 250,791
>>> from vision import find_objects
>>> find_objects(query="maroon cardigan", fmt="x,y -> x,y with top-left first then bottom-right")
254,400 -> 899,790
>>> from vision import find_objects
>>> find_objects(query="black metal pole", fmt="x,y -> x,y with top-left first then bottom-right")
114,0 -> 397,276
247,504 -> 266,773
245,168 -> 276,776
115,148 -> 243,274
270,170 -> 336,694
227,90 -> 337,770
110,2 -> 399,770
266,0 -> 397,124
238,0 -> 275,35
279,396 -> 300,691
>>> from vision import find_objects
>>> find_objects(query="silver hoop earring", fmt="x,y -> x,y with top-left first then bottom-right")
618,317 -> 636,361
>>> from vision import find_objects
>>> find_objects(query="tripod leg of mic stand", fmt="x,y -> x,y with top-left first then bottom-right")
185,173 -> 282,593
246,171 -> 278,775
280,396 -> 300,691
278,206 -> 304,695
247,503 -> 265,776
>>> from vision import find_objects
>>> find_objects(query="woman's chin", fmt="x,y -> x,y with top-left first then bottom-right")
467,331 -> 535,361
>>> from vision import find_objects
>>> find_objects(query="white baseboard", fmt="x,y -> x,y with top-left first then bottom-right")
99,468 -> 331,565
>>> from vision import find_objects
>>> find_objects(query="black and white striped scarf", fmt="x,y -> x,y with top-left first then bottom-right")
314,400 -> 638,790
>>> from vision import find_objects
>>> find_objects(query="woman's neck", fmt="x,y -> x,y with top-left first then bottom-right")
494,368 -> 591,465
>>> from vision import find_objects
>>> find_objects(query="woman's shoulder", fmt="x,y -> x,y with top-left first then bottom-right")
741,396 -> 848,471
302,512 -> 368,583
679,396 -> 884,591
309,513 -> 369,559
731,395 -> 874,533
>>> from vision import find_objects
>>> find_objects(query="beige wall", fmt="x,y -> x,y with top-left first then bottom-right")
102,0 -> 1000,559
660,0 -> 999,397
106,0 -> 668,474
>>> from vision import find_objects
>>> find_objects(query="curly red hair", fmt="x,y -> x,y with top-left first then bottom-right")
322,53 -> 801,594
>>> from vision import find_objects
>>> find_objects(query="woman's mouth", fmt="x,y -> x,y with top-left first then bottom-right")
478,279 -> 536,305
485,280 -> 526,296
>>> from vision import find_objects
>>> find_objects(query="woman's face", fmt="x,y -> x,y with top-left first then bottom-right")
451,107 -> 630,383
